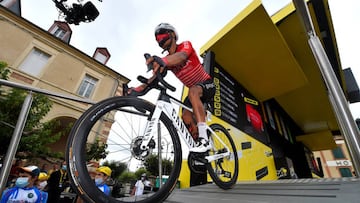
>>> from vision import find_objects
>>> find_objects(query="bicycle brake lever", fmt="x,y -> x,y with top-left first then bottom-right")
122,83 -> 140,97
137,75 -> 148,84
143,53 -> 175,92
144,53 -> 153,72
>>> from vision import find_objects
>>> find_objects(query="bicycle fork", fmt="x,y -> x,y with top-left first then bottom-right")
139,104 -> 163,152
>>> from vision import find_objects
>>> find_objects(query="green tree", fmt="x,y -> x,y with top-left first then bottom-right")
118,171 -> 136,183
134,168 -> 148,179
102,160 -> 127,179
0,61 -> 67,159
0,61 -> 10,81
86,138 -> 109,161
143,154 -> 174,176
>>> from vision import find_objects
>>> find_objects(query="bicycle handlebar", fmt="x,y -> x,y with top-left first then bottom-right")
150,60 -> 176,93
124,53 -> 176,97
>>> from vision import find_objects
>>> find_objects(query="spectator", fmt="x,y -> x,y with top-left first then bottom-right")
87,162 -> 98,180
7,159 -> 23,187
47,163 -> 57,176
95,166 -> 112,196
47,161 -> 68,203
1,165 -> 45,203
36,172 -> 48,191
75,166 -> 112,203
131,173 -> 152,196
40,163 -> 48,174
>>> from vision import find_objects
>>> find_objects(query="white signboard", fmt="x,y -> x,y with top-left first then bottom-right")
327,160 -> 352,166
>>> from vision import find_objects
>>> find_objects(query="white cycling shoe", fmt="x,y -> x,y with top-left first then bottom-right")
190,138 -> 212,153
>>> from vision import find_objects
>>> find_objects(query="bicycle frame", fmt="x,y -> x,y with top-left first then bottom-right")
139,91 -> 231,162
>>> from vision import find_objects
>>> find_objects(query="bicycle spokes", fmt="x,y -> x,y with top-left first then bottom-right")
206,124 -> 238,189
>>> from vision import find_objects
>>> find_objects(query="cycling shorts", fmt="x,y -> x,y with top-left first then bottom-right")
183,79 -> 215,108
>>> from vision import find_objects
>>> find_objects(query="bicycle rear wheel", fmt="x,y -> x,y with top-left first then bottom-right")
66,96 -> 182,203
206,123 -> 238,189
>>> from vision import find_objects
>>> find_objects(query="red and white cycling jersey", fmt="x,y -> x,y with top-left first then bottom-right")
166,41 -> 211,87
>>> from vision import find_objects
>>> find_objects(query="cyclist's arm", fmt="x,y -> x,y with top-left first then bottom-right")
130,50 -> 189,94
145,51 -> 187,83
161,51 -> 188,69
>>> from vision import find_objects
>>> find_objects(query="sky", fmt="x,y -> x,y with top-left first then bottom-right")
19,0 -> 360,119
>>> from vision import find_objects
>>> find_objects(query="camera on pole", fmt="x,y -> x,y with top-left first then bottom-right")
53,0 -> 100,25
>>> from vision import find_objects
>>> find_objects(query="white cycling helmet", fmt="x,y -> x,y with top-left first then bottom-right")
154,23 -> 178,41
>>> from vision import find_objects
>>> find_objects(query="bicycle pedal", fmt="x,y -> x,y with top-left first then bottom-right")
223,171 -> 232,178
189,152 -> 208,163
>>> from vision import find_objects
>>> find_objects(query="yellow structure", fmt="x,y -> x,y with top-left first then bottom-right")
200,0 -> 341,150
179,0 -> 356,187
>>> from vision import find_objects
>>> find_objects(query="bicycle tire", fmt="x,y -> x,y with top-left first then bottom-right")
206,123 -> 238,189
66,96 -> 182,203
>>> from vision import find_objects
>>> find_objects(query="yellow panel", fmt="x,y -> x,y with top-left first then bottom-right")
200,0 -> 308,101
178,160 -> 191,188
178,115 -> 277,188
296,130 -> 337,151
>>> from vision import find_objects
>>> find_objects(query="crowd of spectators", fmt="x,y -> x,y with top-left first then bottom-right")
0,159 -> 117,203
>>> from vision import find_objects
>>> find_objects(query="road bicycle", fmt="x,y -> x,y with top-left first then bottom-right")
66,54 -> 239,203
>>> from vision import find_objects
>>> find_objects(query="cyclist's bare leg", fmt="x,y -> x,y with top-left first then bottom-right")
182,109 -> 198,140
188,85 -> 207,140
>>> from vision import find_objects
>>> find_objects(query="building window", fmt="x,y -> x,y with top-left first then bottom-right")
339,168 -> 352,177
19,48 -> 50,76
51,25 -> 66,39
94,52 -> 107,64
78,74 -> 98,98
332,146 -> 345,159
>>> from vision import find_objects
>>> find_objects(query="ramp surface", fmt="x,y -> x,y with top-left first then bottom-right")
165,178 -> 360,203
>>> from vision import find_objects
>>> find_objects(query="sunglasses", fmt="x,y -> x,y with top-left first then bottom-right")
156,33 -> 170,47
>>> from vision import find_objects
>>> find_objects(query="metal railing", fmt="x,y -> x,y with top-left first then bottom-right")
293,0 -> 360,176
0,78 -> 96,193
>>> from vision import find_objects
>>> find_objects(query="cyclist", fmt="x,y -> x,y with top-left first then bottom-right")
129,23 -> 215,153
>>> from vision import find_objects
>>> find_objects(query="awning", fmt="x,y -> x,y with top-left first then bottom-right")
200,0 -> 308,102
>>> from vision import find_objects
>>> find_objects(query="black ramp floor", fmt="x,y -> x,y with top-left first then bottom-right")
165,178 -> 360,203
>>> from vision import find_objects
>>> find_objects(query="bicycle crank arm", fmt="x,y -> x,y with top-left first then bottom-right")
205,151 -> 230,162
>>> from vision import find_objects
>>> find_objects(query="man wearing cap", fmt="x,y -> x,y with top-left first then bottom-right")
95,166 -> 112,196
1,165 -> 44,203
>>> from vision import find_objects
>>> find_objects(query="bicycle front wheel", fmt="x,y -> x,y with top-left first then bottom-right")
66,96 -> 182,203
206,123 -> 238,189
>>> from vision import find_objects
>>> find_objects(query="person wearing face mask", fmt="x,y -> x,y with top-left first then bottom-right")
75,165 -> 112,203
95,166 -> 112,196
131,173 -> 152,196
0,165 -> 44,203
36,172 -> 48,191
47,161 -> 68,203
